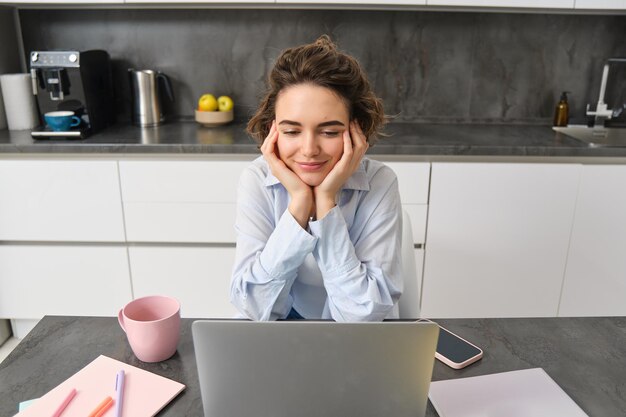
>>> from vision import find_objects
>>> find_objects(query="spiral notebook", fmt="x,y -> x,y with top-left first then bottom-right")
15,355 -> 185,417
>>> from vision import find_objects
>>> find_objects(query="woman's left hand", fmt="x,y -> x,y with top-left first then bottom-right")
314,120 -> 369,219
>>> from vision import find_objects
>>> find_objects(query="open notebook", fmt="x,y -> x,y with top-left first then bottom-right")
429,368 -> 589,417
15,355 -> 185,417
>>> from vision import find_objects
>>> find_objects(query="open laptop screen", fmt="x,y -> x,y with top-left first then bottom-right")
192,320 -> 439,417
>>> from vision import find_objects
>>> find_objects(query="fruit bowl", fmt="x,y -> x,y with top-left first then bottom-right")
195,110 -> 234,127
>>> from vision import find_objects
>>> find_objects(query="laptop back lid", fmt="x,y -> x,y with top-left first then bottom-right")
192,320 -> 439,417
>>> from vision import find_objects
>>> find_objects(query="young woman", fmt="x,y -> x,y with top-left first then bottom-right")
230,35 -> 402,321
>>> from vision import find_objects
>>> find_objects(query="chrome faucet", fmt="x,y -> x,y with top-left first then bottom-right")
586,58 -> 626,127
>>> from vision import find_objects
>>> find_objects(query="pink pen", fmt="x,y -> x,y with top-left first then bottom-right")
50,388 -> 77,417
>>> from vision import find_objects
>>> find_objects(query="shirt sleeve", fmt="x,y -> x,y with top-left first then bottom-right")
230,165 -> 317,321
309,168 -> 403,322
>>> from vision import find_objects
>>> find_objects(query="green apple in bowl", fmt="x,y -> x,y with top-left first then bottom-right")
218,96 -> 234,112
198,94 -> 218,112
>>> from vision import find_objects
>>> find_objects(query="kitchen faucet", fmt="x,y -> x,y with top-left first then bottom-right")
586,58 -> 626,127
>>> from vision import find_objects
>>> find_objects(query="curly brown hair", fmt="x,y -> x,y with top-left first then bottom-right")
247,35 -> 386,145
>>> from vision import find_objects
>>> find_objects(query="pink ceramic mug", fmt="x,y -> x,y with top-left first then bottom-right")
118,295 -> 181,363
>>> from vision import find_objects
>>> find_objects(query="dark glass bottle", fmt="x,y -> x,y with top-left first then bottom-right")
553,91 -> 570,127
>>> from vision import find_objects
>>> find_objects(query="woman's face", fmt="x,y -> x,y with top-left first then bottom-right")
274,84 -> 350,187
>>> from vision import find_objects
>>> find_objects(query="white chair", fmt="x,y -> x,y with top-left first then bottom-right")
398,209 -> 421,319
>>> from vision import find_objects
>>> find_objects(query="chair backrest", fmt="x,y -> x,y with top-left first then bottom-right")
399,209 -> 421,319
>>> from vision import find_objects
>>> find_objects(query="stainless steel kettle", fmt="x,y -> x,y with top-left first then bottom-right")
128,69 -> 175,127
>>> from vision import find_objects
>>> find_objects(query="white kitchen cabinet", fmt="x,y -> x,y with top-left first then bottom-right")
421,162 -> 580,318
0,160 -> 125,242
119,160 -> 249,202
124,203 -> 237,243
129,246 -> 238,318
404,248 -> 425,315
119,159 -> 429,244
403,204 -> 428,244
0,245 -> 132,319
384,162 -> 429,314
385,162 -> 430,245
559,165 -> 626,316
120,159 -> 430,319
575,0 -> 626,9
427,0 -> 574,8
385,162 -> 430,205
119,160 -> 250,243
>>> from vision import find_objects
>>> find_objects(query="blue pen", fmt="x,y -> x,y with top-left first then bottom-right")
115,370 -> 125,417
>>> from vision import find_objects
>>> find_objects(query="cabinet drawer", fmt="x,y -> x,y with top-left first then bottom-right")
119,160 -> 251,203
385,162 -> 430,205
129,246 -> 238,318
124,202 -> 236,243
125,203 -> 424,245
0,245 -> 131,319
0,160 -> 125,242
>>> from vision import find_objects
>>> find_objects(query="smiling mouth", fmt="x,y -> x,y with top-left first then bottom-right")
296,161 -> 327,172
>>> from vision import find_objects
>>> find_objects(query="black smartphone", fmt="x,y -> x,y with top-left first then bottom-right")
435,325 -> 483,369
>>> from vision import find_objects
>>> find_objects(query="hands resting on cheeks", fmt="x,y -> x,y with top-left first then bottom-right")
260,120 -> 369,229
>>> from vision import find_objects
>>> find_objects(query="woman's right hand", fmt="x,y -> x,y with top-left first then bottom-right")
260,121 -> 313,228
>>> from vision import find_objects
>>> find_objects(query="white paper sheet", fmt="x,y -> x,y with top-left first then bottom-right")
429,368 -> 589,417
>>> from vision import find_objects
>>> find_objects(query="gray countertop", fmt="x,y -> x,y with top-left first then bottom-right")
1,316 -> 625,416
2,121 -> 626,158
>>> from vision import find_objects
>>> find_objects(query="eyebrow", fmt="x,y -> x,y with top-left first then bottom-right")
278,120 -> 345,128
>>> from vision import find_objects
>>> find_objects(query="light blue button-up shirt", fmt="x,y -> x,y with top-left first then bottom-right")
230,156 -> 403,322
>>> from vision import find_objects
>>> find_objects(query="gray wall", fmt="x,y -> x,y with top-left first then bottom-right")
18,9 -> 626,125
0,8 -> 20,74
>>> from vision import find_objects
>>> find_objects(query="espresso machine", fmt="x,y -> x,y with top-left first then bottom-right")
30,50 -> 115,138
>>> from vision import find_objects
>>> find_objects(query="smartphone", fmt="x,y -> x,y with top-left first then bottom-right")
434,325 -> 483,369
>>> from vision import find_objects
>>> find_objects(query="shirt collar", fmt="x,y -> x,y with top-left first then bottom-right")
263,160 -> 370,191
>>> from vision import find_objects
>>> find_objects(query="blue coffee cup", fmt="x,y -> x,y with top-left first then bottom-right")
44,111 -> 81,131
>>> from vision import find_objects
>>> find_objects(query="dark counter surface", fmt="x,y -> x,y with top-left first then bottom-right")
1,316 -> 625,417
2,121 -> 626,157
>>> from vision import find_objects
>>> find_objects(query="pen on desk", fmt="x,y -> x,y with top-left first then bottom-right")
115,370 -> 125,417
87,396 -> 114,417
50,387 -> 77,417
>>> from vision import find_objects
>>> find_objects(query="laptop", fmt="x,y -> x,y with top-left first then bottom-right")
192,320 -> 439,417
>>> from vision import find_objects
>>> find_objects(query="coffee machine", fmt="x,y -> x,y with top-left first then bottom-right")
30,50 -> 115,138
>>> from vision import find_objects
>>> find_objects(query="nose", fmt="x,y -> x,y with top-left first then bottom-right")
301,131 -> 320,158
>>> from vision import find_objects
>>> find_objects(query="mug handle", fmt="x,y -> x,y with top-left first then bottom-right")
118,309 -> 127,333
70,116 -> 81,127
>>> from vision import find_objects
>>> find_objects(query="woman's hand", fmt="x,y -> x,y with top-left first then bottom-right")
314,120 -> 369,219
261,121 -> 314,228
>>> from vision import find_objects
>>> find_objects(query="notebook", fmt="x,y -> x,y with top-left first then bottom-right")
429,368 -> 589,417
15,355 -> 185,417
192,320 -> 440,417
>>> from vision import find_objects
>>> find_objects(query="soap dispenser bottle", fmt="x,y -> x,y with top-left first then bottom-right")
553,91 -> 570,127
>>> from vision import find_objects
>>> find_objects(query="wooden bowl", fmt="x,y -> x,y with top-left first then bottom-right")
195,109 -> 234,127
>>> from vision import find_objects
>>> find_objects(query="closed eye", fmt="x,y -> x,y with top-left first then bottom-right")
281,130 -> 300,136
321,131 -> 341,137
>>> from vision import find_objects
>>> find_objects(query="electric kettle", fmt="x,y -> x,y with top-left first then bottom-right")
129,69 -> 175,127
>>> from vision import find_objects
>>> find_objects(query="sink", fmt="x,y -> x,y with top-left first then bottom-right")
553,125 -> 626,147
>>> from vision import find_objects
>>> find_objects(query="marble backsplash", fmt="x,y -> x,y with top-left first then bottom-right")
19,8 -> 626,125
0,10 -> 20,76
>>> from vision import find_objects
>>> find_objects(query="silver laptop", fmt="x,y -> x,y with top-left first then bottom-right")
192,320 -> 439,417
